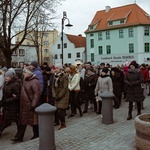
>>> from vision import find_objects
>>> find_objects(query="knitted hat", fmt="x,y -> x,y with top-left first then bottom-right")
5,70 -> 15,78
2,67 -> 8,72
102,67 -> 109,74
30,61 -> 38,68
129,60 -> 138,68
8,68 -> 16,75
23,66 -> 33,75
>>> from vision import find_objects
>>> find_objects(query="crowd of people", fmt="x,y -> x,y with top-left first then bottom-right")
0,60 -> 150,143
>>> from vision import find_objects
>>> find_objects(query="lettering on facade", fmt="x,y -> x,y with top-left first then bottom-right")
100,55 -> 134,63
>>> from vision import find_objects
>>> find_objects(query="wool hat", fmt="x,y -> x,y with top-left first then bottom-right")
30,61 -> 38,68
2,67 -> 8,72
23,66 -> 33,75
5,70 -> 15,78
8,68 -> 16,75
102,67 -> 109,74
129,60 -> 138,68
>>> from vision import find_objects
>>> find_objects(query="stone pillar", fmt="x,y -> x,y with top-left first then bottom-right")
35,103 -> 57,150
101,91 -> 114,124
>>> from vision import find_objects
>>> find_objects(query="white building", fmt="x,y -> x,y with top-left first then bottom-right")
11,45 -> 37,67
51,33 -> 86,65
85,3 -> 150,66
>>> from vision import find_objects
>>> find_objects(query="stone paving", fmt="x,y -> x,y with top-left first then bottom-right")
0,96 -> 150,150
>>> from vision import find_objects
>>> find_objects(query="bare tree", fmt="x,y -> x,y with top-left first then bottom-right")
0,0 -> 62,67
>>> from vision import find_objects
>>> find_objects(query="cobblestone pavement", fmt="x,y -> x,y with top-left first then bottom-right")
0,96 -> 150,150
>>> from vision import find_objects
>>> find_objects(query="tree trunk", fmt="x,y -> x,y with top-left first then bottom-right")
5,56 -> 12,68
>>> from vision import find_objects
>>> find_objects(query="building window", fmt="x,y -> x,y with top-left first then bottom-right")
44,49 -> 49,53
60,54 -> 62,59
44,57 -> 49,61
108,21 -> 113,26
119,29 -> 124,38
145,43 -> 150,52
98,32 -> 103,40
90,39 -> 94,48
90,33 -> 94,37
106,31 -> 110,39
68,53 -> 71,58
57,44 -> 60,49
43,41 -> 49,46
98,46 -> 103,55
64,43 -> 67,48
89,26 -> 94,30
120,19 -> 125,24
106,45 -> 111,54
26,42 -> 30,45
144,27 -> 149,36
12,50 -> 17,56
76,52 -> 80,58
129,43 -> 134,53
55,54 -> 58,59
128,28 -> 134,37
19,49 -> 25,56
91,53 -> 94,62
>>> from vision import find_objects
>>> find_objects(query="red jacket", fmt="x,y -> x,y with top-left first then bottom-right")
140,68 -> 149,83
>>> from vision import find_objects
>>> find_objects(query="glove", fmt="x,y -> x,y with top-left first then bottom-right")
54,97 -> 61,101
29,106 -> 35,112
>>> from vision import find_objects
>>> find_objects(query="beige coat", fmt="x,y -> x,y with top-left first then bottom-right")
52,73 -> 69,109
68,73 -> 80,91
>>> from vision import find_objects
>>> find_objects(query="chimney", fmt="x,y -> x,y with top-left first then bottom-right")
105,6 -> 111,12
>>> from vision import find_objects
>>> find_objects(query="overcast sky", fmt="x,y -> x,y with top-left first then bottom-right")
55,0 -> 150,36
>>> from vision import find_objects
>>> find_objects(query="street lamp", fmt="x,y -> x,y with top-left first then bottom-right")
61,11 -> 73,65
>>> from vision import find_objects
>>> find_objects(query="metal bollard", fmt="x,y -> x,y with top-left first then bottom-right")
101,91 -> 114,125
35,103 -> 57,150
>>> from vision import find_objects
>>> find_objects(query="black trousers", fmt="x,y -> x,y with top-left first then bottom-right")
54,108 -> 66,123
15,124 -> 39,140
70,91 -> 82,115
128,101 -> 141,115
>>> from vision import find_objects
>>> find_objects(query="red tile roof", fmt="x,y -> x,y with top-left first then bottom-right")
66,34 -> 86,48
85,3 -> 150,33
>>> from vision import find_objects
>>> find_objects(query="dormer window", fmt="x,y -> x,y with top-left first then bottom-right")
108,21 -> 113,26
120,19 -> 125,24
89,26 -> 94,30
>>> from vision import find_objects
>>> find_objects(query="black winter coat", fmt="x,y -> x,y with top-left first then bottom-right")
84,73 -> 98,100
124,68 -> 145,102
110,68 -> 124,97
2,77 -> 20,121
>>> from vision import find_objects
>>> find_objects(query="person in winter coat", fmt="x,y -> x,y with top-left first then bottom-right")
124,61 -> 145,120
83,67 -> 98,113
68,65 -> 83,117
0,69 -> 4,103
110,67 -> 124,108
30,61 -> 44,94
11,66 -> 41,142
52,64 -> 69,130
0,70 -> 20,137
95,67 -> 113,114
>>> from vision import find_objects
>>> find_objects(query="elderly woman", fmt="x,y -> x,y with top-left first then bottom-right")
124,61 -> 145,120
52,64 -> 69,130
11,66 -> 41,142
0,70 -> 20,137
95,67 -> 113,114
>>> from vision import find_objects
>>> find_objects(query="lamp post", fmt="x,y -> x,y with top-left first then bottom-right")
61,11 -> 73,65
